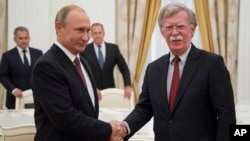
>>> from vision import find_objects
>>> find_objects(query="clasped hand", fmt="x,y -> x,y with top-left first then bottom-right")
109,120 -> 127,141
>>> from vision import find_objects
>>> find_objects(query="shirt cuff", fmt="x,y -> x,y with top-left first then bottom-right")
123,121 -> 131,135
11,88 -> 18,94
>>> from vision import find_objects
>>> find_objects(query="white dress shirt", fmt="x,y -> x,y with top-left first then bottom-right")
55,41 -> 96,108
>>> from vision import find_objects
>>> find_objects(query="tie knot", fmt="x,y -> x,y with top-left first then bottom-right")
173,56 -> 180,64
74,57 -> 80,65
23,50 -> 27,53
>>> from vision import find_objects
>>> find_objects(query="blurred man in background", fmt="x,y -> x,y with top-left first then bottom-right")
0,26 -> 42,109
81,23 -> 131,99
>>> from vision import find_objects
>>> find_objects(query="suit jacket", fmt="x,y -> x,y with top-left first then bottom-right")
124,44 -> 236,141
31,44 -> 112,141
80,42 -> 131,89
0,47 -> 42,109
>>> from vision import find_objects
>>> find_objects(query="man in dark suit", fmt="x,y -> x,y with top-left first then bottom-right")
31,5 -> 126,141
80,23 -> 131,99
0,26 -> 42,109
121,3 -> 236,141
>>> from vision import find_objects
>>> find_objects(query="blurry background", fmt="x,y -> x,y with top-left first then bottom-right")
0,0 -> 249,122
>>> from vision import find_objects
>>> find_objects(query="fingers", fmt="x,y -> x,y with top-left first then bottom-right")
109,120 -> 127,140
124,92 -> 131,99
13,88 -> 23,97
97,88 -> 102,101
124,86 -> 131,99
110,136 -> 123,141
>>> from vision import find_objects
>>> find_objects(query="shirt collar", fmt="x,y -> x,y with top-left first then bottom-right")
54,41 -> 79,63
169,44 -> 192,64
93,42 -> 104,48
16,46 -> 29,53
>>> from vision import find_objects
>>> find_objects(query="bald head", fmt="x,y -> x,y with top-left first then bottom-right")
55,5 -> 86,26
55,5 -> 91,55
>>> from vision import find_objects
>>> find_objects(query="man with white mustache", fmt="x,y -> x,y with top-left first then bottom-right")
170,35 -> 183,41
121,2 -> 236,141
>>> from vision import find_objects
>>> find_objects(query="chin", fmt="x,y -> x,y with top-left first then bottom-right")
170,45 -> 181,50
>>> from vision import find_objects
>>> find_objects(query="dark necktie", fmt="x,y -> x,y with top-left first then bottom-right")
98,46 -> 104,69
22,50 -> 29,70
74,57 -> 87,87
169,56 -> 180,112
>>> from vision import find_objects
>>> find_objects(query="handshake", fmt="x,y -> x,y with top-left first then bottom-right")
109,120 -> 128,141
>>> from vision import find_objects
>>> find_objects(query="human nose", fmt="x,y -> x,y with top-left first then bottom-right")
171,26 -> 179,35
81,32 -> 90,41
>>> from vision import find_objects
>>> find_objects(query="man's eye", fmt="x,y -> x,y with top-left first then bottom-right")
165,26 -> 172,30
177,25 -> 185,29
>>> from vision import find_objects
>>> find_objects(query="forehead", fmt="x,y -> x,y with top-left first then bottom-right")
92,25 -> 103,31
65,9 -> 91,26
15,30 -> 29,37
163,10 -> 189,24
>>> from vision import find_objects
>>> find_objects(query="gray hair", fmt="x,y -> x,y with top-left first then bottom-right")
14,26 -> 29,37
158,3 -> 197,28
91,22 -> 105,32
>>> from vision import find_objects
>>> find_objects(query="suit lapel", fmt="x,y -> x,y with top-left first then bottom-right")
53,46 -> 86,88
80,57 -> 99,113
52,45 -> 97,114
29,48 -> 35,66
28,48 -> 36,73
103,43 -> 112,70
172,45 -> 200,113
90,43 -> 102,70
161,54 -> 171,116
13,48 -> 27,72
141,54 -> 173,117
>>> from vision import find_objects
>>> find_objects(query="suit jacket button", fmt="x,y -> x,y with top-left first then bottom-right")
169,120 -> 173,123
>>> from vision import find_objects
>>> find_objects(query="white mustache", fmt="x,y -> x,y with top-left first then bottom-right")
170,35 -> 183,41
